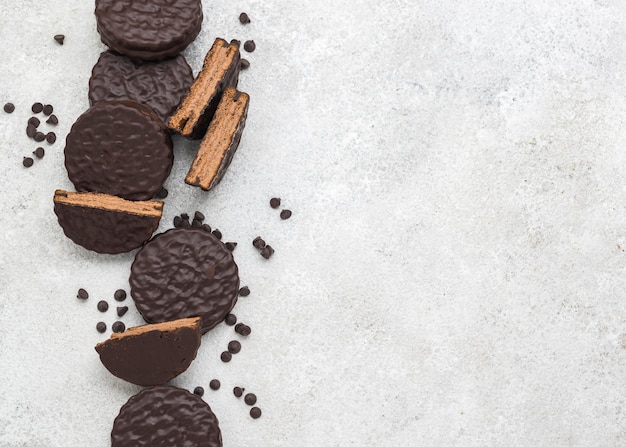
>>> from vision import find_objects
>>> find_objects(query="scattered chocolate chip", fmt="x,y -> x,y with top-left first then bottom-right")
250,407 -> 262,419
243,40 -> 256,52
192,219 -> 203,228
22,157 -> 34,168
261,245 -> 275,259
220,351 -> 232,363
233,387 -> 244,398
209,380 -> 221,391
96,322 -> 107,333
28,117 -> 40,127
117,306 -> 129,317
4,103 -> 15,113
46,132 -> 56,144
31,102 -> 43,113
46,114 -> 58,125
225,242 -> 237,251
54,34 -> 65,45
239,12 -> 250,24
194,211 -> 205,222
97,300 -> 109,312
238,286 -> 250,297
26,125 -> 36,138
43,104 -> 53,116
224,314 -> 237,326
280,209 -> 292,220
112,321 -> 125,333
240,58 -> 250,70
193,386 -> 205,397
252,236 -> 265,249
154,187 -> 168,199
270,198 -> 281,209
201,223 -> 212,233
212,229 -> 222,240
33,147 -> 45,159
228,340 -> 241,354
77,288 -> 89,300
34,131 -> 45,142
244,393 -> 257,406
173,215 -> 182,227
114,289 -> 127,302
235,323 -> 251,336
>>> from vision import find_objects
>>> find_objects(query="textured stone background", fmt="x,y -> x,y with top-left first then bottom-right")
1,0 -> 626,445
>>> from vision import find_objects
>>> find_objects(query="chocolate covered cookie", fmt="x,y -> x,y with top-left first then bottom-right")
130,228 -> 239,334
186,86 -> 249,191
89,51 -> 194,125
111,386 -> 222,447
95,317 -> 202,386
168,38 -> 240,139
53,190 -> 163,254
64,101 -> 173,201
95,0 -> 203,61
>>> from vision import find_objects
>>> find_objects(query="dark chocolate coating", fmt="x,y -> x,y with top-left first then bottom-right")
54,201 -> 161,254
95,319 -> 202,386
95,0 -> 203,61
64,101 -> 173,200
130,228 -> 239,333
89,51 -> 193,125
111,386 -> 222,447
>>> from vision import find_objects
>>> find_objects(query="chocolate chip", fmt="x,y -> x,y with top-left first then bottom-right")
244,393 -> 257,406
250,407 -> 262,419
3,103 -> 15,113
220,351 -> 232,362
209,380 -> 221,391
180,213 -> 189,220
31,102 -> 43,113
230,39 -> 241,47
238,286 -> 250,297
270,197 -> 281,208
193,386 -> 205,397
112,321 -> 125,333
33,147 -> 45,159
54,34 -> 65,45
46,114 -> 58,125
240,58 -> 250,70
77,288 -> 89,300
235,323 -> 251,336
233,387 -> 244,397
243,40 -> 256,52
261,245 -> 275,259
194,211 -> 205,222
228,340 -> 241,354
192,219 -> 203,228
225,242 -> 237,251
43,104 -> 53,116
180,216 -> 191,229
212,229 -> 222,240
201,223 -> 212,233
97,300 -> 109,312
28,117 -> 40,127
22,157 -> 34,168
46,132 -> 56,144
117,306 -> 128,317
154,187 -> 168,199
252,236 -> 265,249
173,215 -> 182,227
34,132 -> 45,142
280,209 -> 292,220
224,314 -> 237,326
114,289 -> 127,302
239,12 -> 250,24
26,125 -> 36,138
96,322 -> 107,333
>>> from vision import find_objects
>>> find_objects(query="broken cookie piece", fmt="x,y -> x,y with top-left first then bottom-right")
95,317 -> 202,386
185,86 -> 250,191
53,190 -> 163,254
168,38 -> 240,139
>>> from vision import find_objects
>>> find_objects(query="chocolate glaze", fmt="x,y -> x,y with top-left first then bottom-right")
54,200 -> 161,254
89,51 -> 193,125
111,386 -> 222,447
130,228 -> 239,334
64,101 -> 173,200
95,0 -> 203,61
95,318 -> 202,386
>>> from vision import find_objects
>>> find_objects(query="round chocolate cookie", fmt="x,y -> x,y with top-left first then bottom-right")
130,228 -> 239,333
89,51 -> 193,125
95,0 -> 203,61
65,101 -> 173,201
111,386 -> 222,447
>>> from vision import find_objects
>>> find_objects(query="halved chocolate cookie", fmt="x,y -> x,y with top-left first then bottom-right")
95,317 -> 202,386
186,86 -> 249,191
95,0 -> 203,61
111,386 -> 222,447
168,38 -> 240,139
53,190 -> 163,254
130,228 -> 239,334
64,101 -> 173,201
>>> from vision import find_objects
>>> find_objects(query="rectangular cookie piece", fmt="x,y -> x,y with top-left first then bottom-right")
185,86 -> 250,191
168,38 -> 240,139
